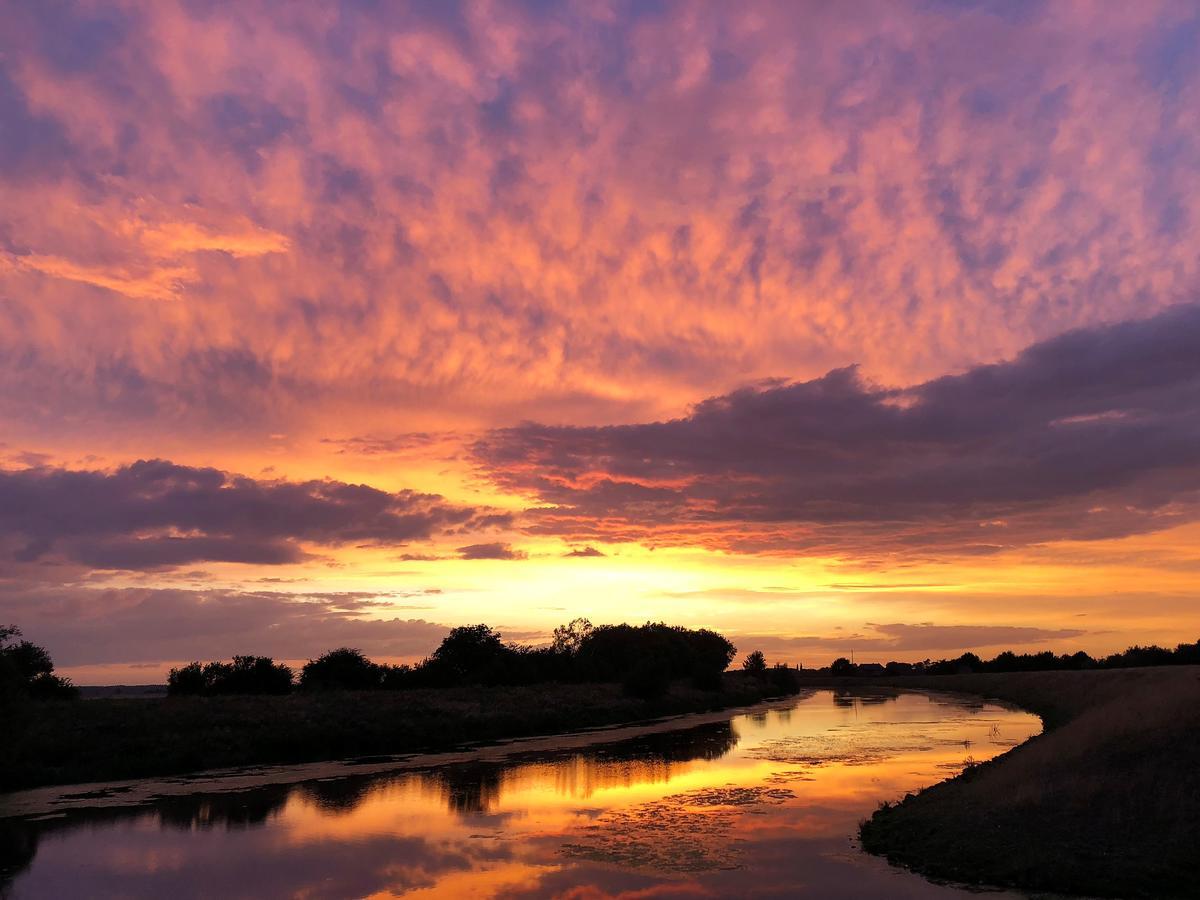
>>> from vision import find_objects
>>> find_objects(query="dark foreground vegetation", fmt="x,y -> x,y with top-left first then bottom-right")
2,620 -> 802,792
856,666 -> 1200,899
1,674 -> 790,793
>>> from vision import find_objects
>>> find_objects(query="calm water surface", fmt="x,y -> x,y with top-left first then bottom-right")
2,689 -> 1040,898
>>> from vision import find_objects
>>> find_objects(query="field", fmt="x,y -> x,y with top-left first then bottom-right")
856,666 -> 1200,898
1,675 -> 784,793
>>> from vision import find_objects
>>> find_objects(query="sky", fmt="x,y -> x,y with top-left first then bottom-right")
2,0 -> 1199,683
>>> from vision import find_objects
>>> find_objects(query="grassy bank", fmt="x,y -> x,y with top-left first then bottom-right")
853,666 -> 1200,899
1,674 -> 787,793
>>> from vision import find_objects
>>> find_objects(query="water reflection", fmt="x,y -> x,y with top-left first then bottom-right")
1,690 -> 1040,899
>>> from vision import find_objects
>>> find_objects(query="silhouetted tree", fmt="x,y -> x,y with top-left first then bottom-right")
574,622 -> 735,691
423,625 -> 515,686
0,625 -> 76,702
830,657 -> 856,676
300,648 -> 385,691
167,662 -> 207,696
1173,639 -> 1200,665
552,617 -> 593,656
1063,650 -> 1096,670
687,628 -> 737,689
742,650 -> 768,677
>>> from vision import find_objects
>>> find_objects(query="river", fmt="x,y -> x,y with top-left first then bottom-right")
1,688 -> 1041,898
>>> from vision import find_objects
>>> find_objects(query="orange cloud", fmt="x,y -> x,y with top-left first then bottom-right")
2,1 -> 1199,443
3,1 -> 1200,669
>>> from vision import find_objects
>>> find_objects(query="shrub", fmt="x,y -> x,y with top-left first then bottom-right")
300,648 -> 384,691
216,656 -> 293,695
168,656 -> 293,696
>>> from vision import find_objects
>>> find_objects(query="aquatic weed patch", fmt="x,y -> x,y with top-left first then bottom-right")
559,785 -> 795,872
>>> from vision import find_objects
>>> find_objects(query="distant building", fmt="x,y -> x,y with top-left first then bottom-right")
857,663 -> 886,676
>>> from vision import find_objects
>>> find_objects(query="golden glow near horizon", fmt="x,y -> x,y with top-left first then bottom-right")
2,2 -> 1200,681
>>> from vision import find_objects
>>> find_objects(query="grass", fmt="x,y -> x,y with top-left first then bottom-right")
0,674 -> 786,793
852,666 -> 1200,899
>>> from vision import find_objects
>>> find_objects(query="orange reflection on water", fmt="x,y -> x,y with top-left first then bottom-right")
6,690 -> 1040,899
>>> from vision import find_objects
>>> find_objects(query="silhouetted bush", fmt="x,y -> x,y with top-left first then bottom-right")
168,656 -> 293,696
300,648 -> 385,691
0,625 -> 76,702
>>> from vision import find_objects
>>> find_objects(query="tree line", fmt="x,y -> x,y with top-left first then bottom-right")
166,620 -> 800,699
828,638 -> 1200,676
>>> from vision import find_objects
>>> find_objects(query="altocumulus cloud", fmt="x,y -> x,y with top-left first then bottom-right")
475,305 -> 1200,558
5,2 -> 1200,440
0,459 -> 509,570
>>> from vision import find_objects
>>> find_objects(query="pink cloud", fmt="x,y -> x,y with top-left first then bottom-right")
0,1 -> 1198,443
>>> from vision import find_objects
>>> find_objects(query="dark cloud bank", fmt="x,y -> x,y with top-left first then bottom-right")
456,542 -> 527,561
475,305 -> 1200,557
733,622 -> 1088,662
0,585 -> 450,669
0,459 -> 509,569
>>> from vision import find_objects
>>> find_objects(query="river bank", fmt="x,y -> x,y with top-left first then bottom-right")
1,674 -> 791,793
851,666 -> 1200,899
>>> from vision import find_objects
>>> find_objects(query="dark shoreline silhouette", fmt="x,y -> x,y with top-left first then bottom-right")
854,666 -> 1200,899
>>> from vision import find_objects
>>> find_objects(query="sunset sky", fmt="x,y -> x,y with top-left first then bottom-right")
2,1 -> 1199,683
